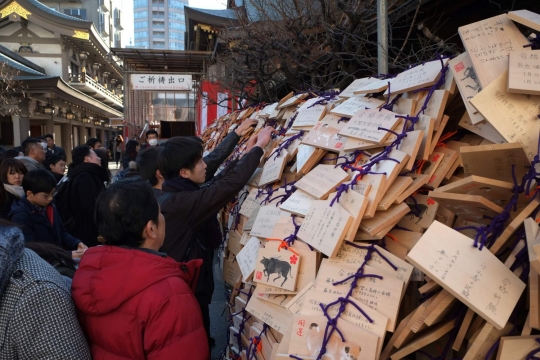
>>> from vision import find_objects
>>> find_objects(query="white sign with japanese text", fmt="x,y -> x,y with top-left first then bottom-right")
131,74 -> 193,90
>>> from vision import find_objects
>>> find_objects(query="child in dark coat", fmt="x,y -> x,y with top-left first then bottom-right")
9,169 -> 87,258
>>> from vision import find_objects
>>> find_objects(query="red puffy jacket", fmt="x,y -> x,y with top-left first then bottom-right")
71,246 -> 209,359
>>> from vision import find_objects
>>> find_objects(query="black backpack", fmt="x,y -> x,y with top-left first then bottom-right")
54,177 -> 76,230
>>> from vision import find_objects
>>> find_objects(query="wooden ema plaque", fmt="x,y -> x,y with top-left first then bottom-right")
406,221 -> 526,330
433,175 -> 514,208
293,98 -> 327,128
294,164 -> 349,200
458,14 -> 529,88
449,52 -> 485,124
259,151 -> 289,186
383,58 -> 448,96
358,203 -> 410,236
245,296 -> 292,334
240,188 -> 262,218
279,189 -> 317,217
497,335 -> 540,360
288,314 -> 379,360
255,243 -> 318,296
339,77 -> 381,98
334,242 -> 415,287
377,176 -> 413,211
278,93 -> 308,109
250,205 -> 291,238
301,121 -> 347,152
315,259 -> 403,331
330,95 -> 385,118
460,142 -> 530,183
508,50 -> 540,96
253,247 -> 300,291
470,71 -> 540,160
353,78 -> 390,95
334,189 -> 369,241
236,236 -> 263,281
508,9 -> 540,32
427,191 -> 503,225
297,200 -> 352,258
398,194 -> 439,231
300,290 -> 389,349
457,112 -> 505,144
339,108 -> 401,144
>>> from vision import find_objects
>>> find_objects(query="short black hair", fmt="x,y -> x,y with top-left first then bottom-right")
158,136 -> 203,180
21,137 -> 40,156
44,134 -> 54,141
71,145 -> 91,167
47,156 -> 64,166
137,147 -> 160,186
22,169 -> 56,194
1,149 -> 21,162
0,158 -> 27,184
146,129 -> 158,139
95,180 -> 159,247
86,138 -> 101,148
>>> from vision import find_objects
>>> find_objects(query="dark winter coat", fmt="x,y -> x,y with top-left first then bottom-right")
65,163 -> 109,247
46,145 -> 66,160
0,225 -> 91,359
202,131 -> 240,183
9,198 -> 81,250
0,191 -> 18,219
121,154 -> 137,170
72,245 -> 208,360
160,146 -> 263,303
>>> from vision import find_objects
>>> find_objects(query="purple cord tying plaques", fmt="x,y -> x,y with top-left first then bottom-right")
526,338 -> 540,360
310,244 -> 396,359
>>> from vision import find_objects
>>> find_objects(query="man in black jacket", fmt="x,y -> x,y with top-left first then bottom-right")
61,145 -> 110,247
158,126 -> 274,347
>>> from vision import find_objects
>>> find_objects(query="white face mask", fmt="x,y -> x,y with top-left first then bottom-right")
148,139 -> 158,146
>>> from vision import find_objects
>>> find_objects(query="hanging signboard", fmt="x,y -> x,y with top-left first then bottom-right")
131,74 -> 193,90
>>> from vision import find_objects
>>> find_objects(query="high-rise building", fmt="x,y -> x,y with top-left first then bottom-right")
40,0 -> 133,49
133,0 -> 188,50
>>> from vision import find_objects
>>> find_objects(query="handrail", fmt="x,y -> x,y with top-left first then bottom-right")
70,73 -> 123,105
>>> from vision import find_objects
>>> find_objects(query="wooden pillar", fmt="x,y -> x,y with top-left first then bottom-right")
195,25 -> 201,51
61,123 -> 72,163
45,113 -> 54,137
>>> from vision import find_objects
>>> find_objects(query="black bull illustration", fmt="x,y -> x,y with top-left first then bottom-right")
260,257 -> 293,287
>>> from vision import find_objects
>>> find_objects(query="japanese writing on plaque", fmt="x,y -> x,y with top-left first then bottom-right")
339,108 -> 400,143
508,51 -> 540,94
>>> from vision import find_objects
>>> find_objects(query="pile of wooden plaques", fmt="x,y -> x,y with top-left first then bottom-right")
203,9 -> 540,360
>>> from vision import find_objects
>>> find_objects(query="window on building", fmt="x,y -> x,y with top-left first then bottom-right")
135,31 -> 148,38
168,12 -> 185,21
169,42 -> 184,50
169,31 -> 183,39
152,11 -> 165,17
152,0 -> 165,4
134,0 -> 147,7
153,31 -> 165,37
134,10 -> 148,19
64,8 -> 87,19
169,22 -> 186,31
168,0 -> 185,9
135,41 -> 149,47
134,21 -> 148,29
152,21 -> 165,28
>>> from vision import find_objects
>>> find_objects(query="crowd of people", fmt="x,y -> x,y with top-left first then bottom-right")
0,119 -> 272,359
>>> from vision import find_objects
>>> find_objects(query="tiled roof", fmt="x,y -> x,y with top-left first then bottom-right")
0,52 -> 46,76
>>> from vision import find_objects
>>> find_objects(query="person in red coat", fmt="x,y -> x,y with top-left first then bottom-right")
71,179 -> 209,359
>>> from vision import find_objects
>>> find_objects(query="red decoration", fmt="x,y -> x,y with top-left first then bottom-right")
290,254 -> 298,265
427,198 -> 435,205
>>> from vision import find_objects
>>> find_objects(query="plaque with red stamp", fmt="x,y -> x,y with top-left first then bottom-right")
253,247 -> 301,291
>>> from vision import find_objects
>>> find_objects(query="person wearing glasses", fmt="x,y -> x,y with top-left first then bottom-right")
8,169 -> 87,259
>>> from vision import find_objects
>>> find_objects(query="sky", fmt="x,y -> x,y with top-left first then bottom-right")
188,0 -> 227,9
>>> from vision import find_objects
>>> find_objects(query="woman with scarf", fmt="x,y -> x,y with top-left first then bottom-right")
0,159 -> 27,218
